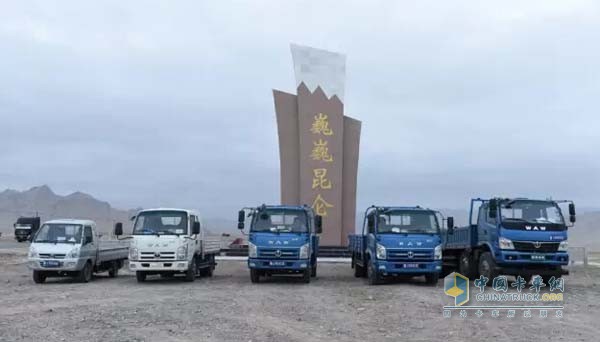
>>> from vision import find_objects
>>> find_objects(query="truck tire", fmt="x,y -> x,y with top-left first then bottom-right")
33,271 -> 46,284
458,251 -> 475,279
311,265 -> 317,277
367,261 -> 382,285
136,271 -> 147,282
354,263 -> 364,277
478,252 -> 498,280
206,265 -> 214,277
250,269 -> 260,283
184,257 -> 197,282
302,269 -> 311,283
108,261 -> 119,278
77,261 -> 93,283
425,273 -> 439,285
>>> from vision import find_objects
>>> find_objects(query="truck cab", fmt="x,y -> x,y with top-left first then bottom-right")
14,217 -> 41,242
238,205 -> 322,283
444,198 -> 574,282
349,206 -> 447,285
126,208 -> 220,282
28,219 -> 128,283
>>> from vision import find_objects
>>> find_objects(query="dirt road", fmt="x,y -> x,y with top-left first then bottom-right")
0,244 -> 599,342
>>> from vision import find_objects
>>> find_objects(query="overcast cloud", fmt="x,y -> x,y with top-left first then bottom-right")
1,0 -> 599,216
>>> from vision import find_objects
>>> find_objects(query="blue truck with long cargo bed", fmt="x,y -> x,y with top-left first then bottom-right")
443,197 -> 575,282
349,206 -> 449,285
238,204 -> 322,283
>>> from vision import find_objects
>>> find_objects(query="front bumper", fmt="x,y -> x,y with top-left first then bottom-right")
248,258 -> 310,271
129,260 -> 189,272
497,251 -> 569,266
28,258 -> 86,272
373,259 -> 442,275
495,251 -> 569,275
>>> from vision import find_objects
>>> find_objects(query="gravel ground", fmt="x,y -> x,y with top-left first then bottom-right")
0,241 -> 599,342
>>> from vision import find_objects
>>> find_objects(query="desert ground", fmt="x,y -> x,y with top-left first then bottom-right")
0,239 -> 599,342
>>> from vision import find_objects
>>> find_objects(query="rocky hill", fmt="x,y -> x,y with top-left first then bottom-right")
0,185 -> 133,236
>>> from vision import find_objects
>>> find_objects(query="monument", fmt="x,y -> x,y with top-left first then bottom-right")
273,44 -> 361,246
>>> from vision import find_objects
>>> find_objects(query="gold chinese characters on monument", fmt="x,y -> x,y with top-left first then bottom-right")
310,113 -> 334,216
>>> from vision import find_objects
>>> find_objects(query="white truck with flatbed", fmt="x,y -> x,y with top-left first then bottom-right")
123,208 -> 220,282
27,219 -> 129,283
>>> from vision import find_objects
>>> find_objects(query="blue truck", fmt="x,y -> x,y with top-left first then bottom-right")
349,206 -> 448,285
237,204 -> 322,283
443,198 -> 575,282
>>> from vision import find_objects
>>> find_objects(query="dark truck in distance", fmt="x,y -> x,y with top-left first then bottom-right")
14,216 -> 41,242
443,198 -> 574,282
238,205 -> 322,283
349,206 -> 449,285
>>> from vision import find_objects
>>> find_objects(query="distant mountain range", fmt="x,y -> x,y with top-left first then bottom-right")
0,185 -> 135,236
0,186 -> 597,250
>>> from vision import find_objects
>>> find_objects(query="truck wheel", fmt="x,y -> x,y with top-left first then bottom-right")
136,271 -> 147,282
458,251 -> 475,278
354,263 -> 363,277
206,265 -> 214,277
108,261 -> 119,278
33,271 -> 46,284
184,257 -> 197,282
367,262 -> 382,285
250,269 -> 260,283
302,269 -> 311,283
77,261 -> 93,283
478,252 -> 498,280
425,273 -> 439,285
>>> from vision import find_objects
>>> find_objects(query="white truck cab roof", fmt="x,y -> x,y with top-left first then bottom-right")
43,219 -> 96,226
136,208 -> 201,219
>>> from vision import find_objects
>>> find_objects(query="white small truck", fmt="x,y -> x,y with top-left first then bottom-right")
123,208 -> 220,282
27,219 -> 129,283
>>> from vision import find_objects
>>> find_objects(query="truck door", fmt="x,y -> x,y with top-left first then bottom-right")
82,225 -> 95,263
478,204 -> 497,245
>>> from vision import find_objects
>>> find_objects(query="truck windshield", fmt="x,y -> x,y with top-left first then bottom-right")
251,209 -> 308,233
34,224 -> 82,244
377,210 -> 439,234
500,200 -> 564,225
133,211 -> 188,235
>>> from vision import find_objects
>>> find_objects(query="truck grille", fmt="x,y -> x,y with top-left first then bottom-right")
258,248 -> 299,259
39,253 -> 66,259
387,249 -> 433,261
140,251 -> 176,261
513,241 -> 559,253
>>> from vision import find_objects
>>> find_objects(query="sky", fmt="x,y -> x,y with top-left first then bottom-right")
1,0 -> 599,216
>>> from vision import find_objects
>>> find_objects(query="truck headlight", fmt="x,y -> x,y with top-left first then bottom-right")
434,245 -> 442,260
376,243 -> 386,260
299,243 -> 310,259
558,240 -> 568,251
499,237 -> 514,250
248,242 -> 257,258
177,245 -> 188,260
28,247 -> 38,258
129,247 -> 138,260
68,247 -> 80,259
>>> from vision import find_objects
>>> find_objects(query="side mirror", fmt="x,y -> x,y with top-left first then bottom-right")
237,210 -> 245,230
488,199 -> 498,219
315,215 -> 323,234
367,215 -> 375,229
192,221 -> 200,235
447,217 -> 454,229
114,222 -> 123,236
569,203 -> 576,215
